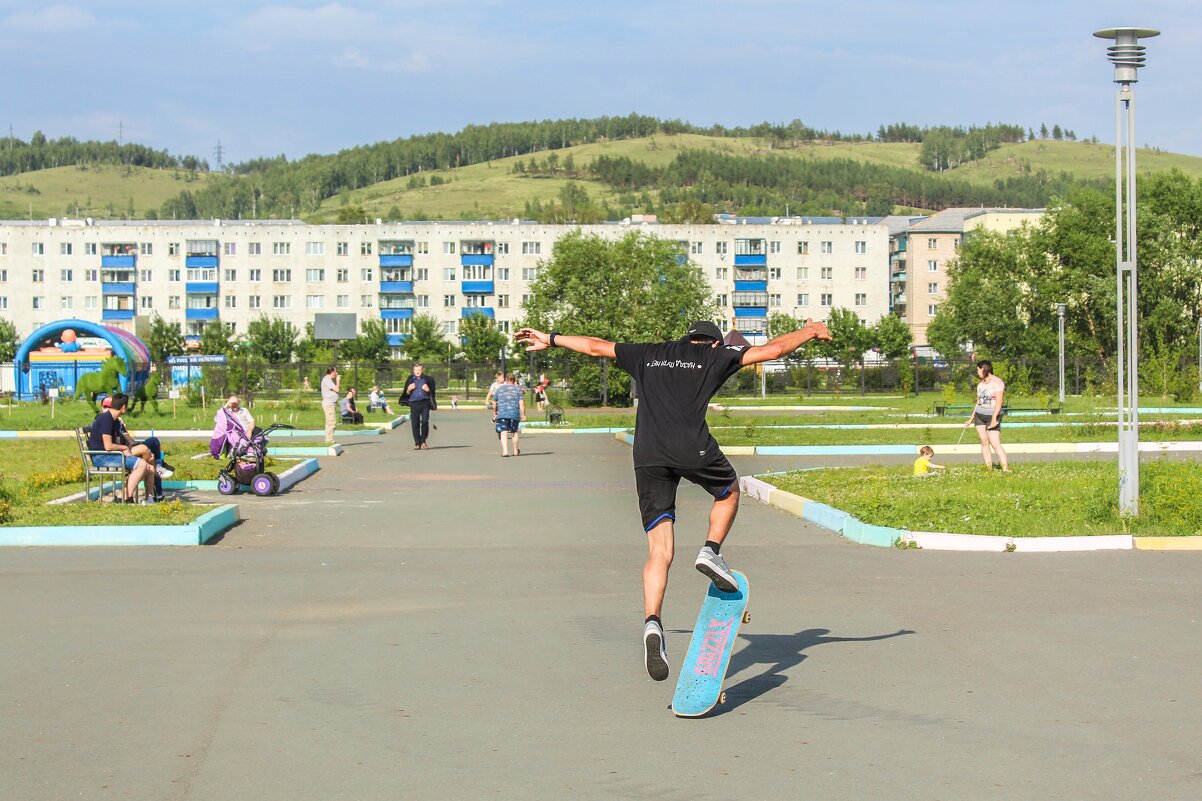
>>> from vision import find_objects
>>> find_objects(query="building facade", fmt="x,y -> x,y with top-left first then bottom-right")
0,216 -> 893,354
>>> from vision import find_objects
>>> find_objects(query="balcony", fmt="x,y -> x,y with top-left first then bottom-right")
386,333 -> 409,347
102,309 -> 136,321
461,280 -> 495,295
380,280 -> 414,294
380,308 -> 415,320
185,308 -> 220,321
101,254 -> 136,268
461,307 -> 495,319
733,254 -> 767,267
185,255 -> 219,268
185,282 -> 220,295
894,294 -> 907,304
380,254 -> 414,268
733,279 -> 768,292
733,306 -> 768,318
732,291 -> 769,308
461,253 -> 495,267
101,282 -> 137,295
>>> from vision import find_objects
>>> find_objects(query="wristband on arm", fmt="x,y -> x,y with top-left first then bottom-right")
549,331 -> 561,347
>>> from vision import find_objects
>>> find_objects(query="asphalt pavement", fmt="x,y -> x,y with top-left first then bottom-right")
2,410 -> 1200,801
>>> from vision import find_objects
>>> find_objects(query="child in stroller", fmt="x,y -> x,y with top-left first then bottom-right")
209,406 -> 293,496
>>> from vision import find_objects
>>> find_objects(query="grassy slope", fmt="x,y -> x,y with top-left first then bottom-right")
948,139 -> 1202,184
0,164 -> 213,220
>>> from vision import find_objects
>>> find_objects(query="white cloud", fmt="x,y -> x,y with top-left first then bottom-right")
5,4 -> 95,32
331,47 -> 430,73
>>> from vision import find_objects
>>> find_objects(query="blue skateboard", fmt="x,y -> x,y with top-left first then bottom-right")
671,570 -> 750,717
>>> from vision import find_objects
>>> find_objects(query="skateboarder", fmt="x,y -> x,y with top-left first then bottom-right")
515,319 -> 832,680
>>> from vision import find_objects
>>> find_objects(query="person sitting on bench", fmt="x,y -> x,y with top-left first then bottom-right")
340,388 -> 364,424
89,393 -> 157,503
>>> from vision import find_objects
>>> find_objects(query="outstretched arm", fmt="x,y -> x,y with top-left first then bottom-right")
515,328 -> 617,360
740,320 -> 832,366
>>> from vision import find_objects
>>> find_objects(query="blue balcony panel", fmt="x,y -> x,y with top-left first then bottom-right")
733,254 -> 767,267
185,282 -> 220,295
461,307 -> 496,319
386,334 -> 410,347
101,309 -> 136,321
379,281 -> 414,294
733,306 -> 768,318
101,254 -> 136,268
379,254 -> 414,268
460,254 -> 494,267
101,282 -> 136,295
380,309 -> 415,321
733,280 -> 768,292
185,308 -> 220,321
185,255 -> 219,268
461,280 -> 495,295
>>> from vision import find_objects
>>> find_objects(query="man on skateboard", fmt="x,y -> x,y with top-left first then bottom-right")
515,319 -> 832,680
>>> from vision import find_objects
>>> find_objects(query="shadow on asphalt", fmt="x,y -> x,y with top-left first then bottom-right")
669,627 -> 915,717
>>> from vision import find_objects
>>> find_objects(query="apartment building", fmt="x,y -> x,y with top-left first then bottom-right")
0,216 -> 892,354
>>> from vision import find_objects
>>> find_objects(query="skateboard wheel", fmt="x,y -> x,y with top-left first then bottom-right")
718,691 -> 727,705
742,611 -> 751,624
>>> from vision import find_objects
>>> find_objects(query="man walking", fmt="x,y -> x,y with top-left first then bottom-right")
515,319 -> 832,681
402,363 -> 436,450
492,373 -> 526,457
320,366 -> 340,445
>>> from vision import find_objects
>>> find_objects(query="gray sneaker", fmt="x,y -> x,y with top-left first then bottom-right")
695,546 -> 737,593
643,620 -> 669,681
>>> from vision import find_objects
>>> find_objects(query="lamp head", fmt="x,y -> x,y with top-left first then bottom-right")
1094,27 -> 1160,84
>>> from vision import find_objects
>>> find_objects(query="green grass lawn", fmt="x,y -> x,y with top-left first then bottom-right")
765,461 -> 1202,538
0,164 -> 214,220
0,399 -> 379,431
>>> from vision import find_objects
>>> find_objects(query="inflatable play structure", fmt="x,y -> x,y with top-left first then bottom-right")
14,319 -> 152,400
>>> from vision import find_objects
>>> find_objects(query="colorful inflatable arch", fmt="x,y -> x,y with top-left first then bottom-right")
14,319 -> 152,400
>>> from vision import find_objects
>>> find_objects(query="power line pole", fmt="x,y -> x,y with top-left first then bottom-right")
213,139 -> 224,172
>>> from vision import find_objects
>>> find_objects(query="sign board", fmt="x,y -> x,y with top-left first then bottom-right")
168,389 -> 181,400
314,313 -> 358,341
48,387 -> 59,399
166,355 -> 227,365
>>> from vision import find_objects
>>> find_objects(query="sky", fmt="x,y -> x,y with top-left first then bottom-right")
2,1 -> 1200,165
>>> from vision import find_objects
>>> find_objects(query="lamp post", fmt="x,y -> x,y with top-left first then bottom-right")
1095,27 -> 1158,515
1057,303 -> 1066,404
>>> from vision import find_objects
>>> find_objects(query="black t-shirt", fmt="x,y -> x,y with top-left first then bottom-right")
614,340 -> 747,468
87,411 -> 120,452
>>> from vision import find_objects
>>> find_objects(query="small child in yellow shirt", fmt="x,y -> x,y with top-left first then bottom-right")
913,445 -> 946,476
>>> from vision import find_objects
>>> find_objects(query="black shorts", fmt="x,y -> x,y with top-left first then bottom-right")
972,411 -> 1002,430
634,454 -> 739,532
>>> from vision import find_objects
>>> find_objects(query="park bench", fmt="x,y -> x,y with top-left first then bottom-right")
933,403 -> 1062,417
74,426 -> 138,503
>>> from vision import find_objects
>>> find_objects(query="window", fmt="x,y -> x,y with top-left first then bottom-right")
715,241 -> 727,256
717,294 -> 728,307
224,269 -> 236,282
796,266 -> 809,280
249,268 -> 261,282
61,296 -> 74,310
0,297 -> 6,310
928,304 -> 939,316
497,267 -> 509,281
415,267 -> 429,281
797,241 -> 809,255
32,242 -> 44,256
248,295 -> 261,309
953,237 -> 960,250
356,241 -> 371,256
33,296 -> 45,309
855,267 -> 867,280
690,241 -> 703,255
928,282 -> 939,294
496,242 -> 509,254
770,293 -> 782,307
855,240 -> 867,254
84,243 -> 97,255
248,242 -> 261,256
334,268 -> 348,282
0,269 -> 5,282
820,293 -> 833,307
443,268 -> 457,281
85,268 -> 98,282
272,295 -> 291,309
168,243 -> 180,256
168,269 -> 182,282
140,242 -> 153,256
360,294 -> 374,308
337,242 -> 349,256
855,293 -> 867,306
928,238 -> 938,249
462,265 -> 491,281
715,267 -> 728,280
273,242 -> 291,256
443,321 -> 457,335
820,266 -> 833,280
821,241 -> 833,254
416,241 -> 429,254
186,268 -> 216,282
497,294 -> 510,308
139,296 -> 153,310
61,269 -> 74,282
417,295 -> 430,308
60,242 -> 73,256
521,241 -> 540,255
361,268 -> 373,281
273,268 -> 292,282
224,295 -> 237,309
443,294 -> 456,307
306,268 -> 325,282
306,295 -> 325,309
797,293 -> 810,307
32,269 -> 44,282
522,267 -> 539,281
928,260 -> 938,272
336,295 -> 349,308
168,296 -> 180,309
305,241 -> 325,256
769,241 -> 781,254
135,269 -> 150,282
769,267 -> 781,280
223,242 -> 236,256
443,241 -> 456,255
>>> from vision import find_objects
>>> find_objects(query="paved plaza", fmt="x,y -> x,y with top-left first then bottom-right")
3,411 -> 1201,800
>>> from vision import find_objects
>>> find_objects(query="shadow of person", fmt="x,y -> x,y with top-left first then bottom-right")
716,628 -> 914,713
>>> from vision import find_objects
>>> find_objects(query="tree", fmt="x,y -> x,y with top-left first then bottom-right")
1039,123 -> 1049,139
145,313 -> 185,362
198,321 -> 236,357
871,313 -> 913,358
0,317 -> 17,362
403,314 -> 447,362
244,316 -> 298,363
344,318 -> 391,363
1052,125 -> 1063,141
458,313 -> 508,364
768,312 -> 821,362
821,307 -> 873,367
336,204 -> 369,224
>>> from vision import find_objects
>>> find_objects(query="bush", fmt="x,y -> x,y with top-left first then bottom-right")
0,480 -> 16,524
569,361 -> 631,407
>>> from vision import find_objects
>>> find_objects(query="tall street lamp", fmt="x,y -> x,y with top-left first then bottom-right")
1094,26 -> 1158,517
1057,303 -> 1066,405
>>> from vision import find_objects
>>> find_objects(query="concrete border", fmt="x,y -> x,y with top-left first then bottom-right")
49,458 -> 321,500
0,503 -> 239,546
268,444 -> 343,457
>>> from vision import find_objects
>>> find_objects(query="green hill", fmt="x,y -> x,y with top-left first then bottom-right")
0,164 -> 213,221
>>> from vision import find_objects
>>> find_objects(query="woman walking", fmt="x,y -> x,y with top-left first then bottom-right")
965,359 -> 1009,471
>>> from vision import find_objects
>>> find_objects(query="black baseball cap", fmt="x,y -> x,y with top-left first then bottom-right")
683,321 -> 723,342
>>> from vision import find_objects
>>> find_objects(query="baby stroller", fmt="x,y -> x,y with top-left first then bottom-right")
209,408 -> 293,496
